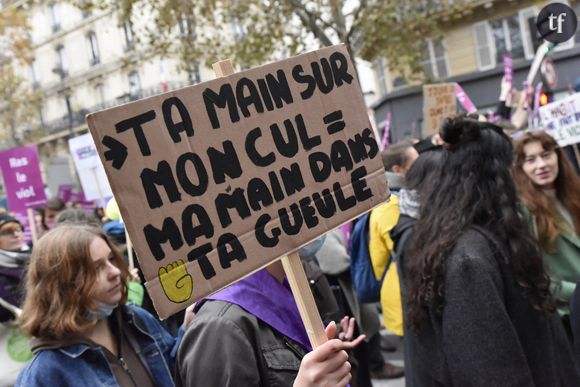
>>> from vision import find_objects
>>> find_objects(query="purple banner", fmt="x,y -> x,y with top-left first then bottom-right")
57,184 -> 73,203
0,145 -> 47,213
503,52 -> 513,86
455,83 -> 477,114
69,190 -> 97,214
380,112 -> 391,150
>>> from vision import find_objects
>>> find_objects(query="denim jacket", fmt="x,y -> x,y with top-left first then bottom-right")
16,304 -> 183,387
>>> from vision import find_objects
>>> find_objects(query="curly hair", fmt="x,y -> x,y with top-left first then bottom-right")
406,114 -> 554,331
18,225 -> 129,339
512,131 -> 580,250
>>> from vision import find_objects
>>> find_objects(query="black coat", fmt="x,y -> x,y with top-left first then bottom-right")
402,227 -> 580,387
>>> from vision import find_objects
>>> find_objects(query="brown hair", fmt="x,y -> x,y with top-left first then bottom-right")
18,225 -> 129,339
381,139 -> 415,171
513,131 -> 580,250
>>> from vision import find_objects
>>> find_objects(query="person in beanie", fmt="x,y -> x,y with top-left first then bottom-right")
0,214 -> 31,323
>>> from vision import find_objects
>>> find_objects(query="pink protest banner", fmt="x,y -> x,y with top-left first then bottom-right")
503,52 -> 513,86
57,184 -> 73,203
380,112 -> 391,150
0,145 -> 47,213
455,83 -> 477,114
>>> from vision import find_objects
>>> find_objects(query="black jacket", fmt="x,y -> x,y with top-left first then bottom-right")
403,227 -> 580,387
176,300 -> 307,387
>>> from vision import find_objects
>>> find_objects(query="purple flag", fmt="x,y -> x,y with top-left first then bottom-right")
380,112 -> 391,150
503,53 -> 513,86
57,184 -> 73,203
455,83 -> 477,113
0,145 -> 47,213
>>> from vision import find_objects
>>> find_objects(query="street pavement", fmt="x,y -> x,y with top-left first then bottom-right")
371,328 -> 405,387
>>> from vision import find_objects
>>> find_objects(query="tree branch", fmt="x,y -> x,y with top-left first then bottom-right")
285,0 -> 333,46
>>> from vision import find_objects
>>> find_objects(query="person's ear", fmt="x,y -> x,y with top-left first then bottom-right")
391,165 -> 402,174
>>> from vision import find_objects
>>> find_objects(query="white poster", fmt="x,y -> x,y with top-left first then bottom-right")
539,93 -> 580,147
68,133 -> 113,202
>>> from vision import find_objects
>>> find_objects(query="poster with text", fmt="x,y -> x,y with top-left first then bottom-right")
539,93 -> 580,147
0,145 -> 47,212
0,145 -> 47,243
88,44 -> 390,319
423,83 -> 457,136
68,133 -> 113,205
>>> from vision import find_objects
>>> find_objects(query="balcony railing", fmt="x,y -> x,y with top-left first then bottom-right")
41,81 -> 192,136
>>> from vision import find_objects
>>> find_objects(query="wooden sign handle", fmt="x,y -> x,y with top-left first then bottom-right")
281,252 -> 328,349
27,207 -> 38,243
211,59 -> 327,350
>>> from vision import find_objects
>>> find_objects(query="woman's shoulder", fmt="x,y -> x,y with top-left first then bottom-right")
447,228 -> 503,270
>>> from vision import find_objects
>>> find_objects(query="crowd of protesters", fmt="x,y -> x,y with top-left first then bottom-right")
0,108 -> 579,386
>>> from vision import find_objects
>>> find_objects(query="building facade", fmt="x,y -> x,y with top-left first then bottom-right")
1,1 -> 215,196
372,0 -> 580,143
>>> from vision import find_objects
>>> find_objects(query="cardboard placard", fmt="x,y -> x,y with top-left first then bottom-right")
423,83 -> 457,136
539,92 -> 580,147
87,44 -> 389,319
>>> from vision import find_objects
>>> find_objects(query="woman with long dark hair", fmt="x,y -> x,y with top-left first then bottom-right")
513,131 -> 580,324
404,115 -> 579,385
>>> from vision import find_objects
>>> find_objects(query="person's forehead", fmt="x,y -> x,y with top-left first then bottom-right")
523,141 -> 545,155
90,237 -> 111,260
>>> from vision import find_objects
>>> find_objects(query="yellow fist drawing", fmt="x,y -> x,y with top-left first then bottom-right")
158,260 -> 193,303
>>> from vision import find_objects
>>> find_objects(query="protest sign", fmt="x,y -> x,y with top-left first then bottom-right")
423,83 -> 456,136
57,184 -> 73,203
0,145 -> 47,243
455,83 -> 477,114
87,44 -> 389,319
0,145 -> 47,213
539,92 -> 580,147
68,133 -> 113,205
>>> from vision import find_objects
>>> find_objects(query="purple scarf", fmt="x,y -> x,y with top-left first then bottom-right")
204,268 -> 312,351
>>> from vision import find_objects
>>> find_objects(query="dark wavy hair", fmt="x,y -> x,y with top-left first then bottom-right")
513,131 -> 580,251
406,114 -> 554,331
403,148 -> 443,192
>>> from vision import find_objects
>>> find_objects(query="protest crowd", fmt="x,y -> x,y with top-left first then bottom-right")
1,8 -> 580,387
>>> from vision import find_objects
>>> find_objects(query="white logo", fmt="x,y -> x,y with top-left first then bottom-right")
548,12 -> 566,34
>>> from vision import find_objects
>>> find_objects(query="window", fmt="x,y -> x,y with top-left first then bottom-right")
53,46 -> 68,79
87,31 -> 100,66
128,71 -> 141,98
473,22 -> 494,70
420,39 -> 449,80
49,3 -> 61,33
490,15 -> 525,64
191,62 -> 201,84
473,11 -> 533,70
95,84 -> 105,106
123,21 -> 135,49
30,59 -> 39,89
179,15 -> 194,37
64,94 -> 73,121
520,7 -> 539,58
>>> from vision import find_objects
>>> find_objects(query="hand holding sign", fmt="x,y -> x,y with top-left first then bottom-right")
158,260 -> 193,303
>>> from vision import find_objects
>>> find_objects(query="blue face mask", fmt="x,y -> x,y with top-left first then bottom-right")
86,302 -> 118,321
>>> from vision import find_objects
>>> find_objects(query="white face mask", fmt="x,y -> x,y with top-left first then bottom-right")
85,302 -> 118,321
